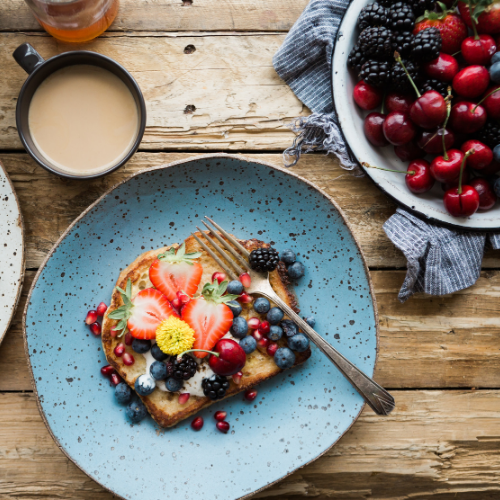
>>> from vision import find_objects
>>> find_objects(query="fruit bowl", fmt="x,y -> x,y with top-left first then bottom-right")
332,0 -> 500,230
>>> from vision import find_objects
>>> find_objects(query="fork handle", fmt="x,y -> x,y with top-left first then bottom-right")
258,290 -> 395,416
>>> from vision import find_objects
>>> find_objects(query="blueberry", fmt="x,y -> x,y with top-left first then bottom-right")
135,374 -> 156,396
494,144 -> 500,164
288,261 -> 305,279
280,249 -> 296,265
274,347 -> 296,369
267,307 -> 284,325
150,360 -> 168,380
114,382 -> 132,404
239,335 -> 257,354
303,315 -> 316,328
490,62 -> 500,83
281,319 -> 298,337
287,332 -> 310,352
126,399 -> 148,423
151,343 -> 168,361
165,377 -> 183,392
494,177 -> 500,198
492,52 -> 500,64
268,325 -> 283,341
226,300 -> 242,318
253,297 -> 270,313
226,280 -> 244,295
230,316 -> 248,339
132,338 -> 151,354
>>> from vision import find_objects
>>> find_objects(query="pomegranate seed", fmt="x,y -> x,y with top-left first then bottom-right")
85,310 -> 97,325
122,352 -> 135,366
110,373 -> 121,386
124,332 -> 133,346
267,342 -> 279,356
96,302 -> 107,316
244,389 -> 258,401
238,292 -> 253,304
248,317 -> 261,330
114,343 -> 125,357
191,416 -> 204,431
212,271 -> 226,284
177,291 -> 190,304
232,371 -> 243,384
258,320 -> 270,334
171,297 -> 181,310
239,273 -> 251,288
89,322 -> 101,336
178,393 -> 190,405
214,410 -> 227,421
100,365 -> 115,377
110,326 -> 119,338
252,330 -> 264,341
216,421 -> 230,433
258,337 -> 270,349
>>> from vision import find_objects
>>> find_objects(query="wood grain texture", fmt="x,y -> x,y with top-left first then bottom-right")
0,33 -> 306,151
0,0 -> 308,32
1,390 -> 498,499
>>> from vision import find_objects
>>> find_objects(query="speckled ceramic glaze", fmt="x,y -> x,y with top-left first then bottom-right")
24,155 -> 378,500
0,160 -> 24,346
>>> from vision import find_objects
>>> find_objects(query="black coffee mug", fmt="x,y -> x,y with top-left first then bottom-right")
13,43 -> 147,179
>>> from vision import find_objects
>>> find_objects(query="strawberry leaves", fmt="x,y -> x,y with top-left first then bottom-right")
108,278 -> 133,337
158,243 -> 202,265
200,279 -> 240,304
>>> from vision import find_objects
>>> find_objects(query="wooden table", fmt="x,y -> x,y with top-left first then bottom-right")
1,1 -> 499,498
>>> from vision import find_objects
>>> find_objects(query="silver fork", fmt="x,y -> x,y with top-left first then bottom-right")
191,216 -> 395,416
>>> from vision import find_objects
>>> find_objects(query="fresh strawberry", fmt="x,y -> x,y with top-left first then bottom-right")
108,279 -> 178,339
414,2 -> 468,53
149,243 -> 203,302
181,280 -> 239,358
458,0 -> 500,34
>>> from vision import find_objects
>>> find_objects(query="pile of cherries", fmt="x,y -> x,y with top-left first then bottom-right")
354,44 -> 500,217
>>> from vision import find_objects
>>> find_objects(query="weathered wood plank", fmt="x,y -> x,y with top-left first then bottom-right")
1,0 -> 308,33
1,390 -> 498,499
0,33 -> 306,151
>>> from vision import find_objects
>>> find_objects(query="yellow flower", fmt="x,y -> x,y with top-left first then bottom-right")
155,316 -> 195,355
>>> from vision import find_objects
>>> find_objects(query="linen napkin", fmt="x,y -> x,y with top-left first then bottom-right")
273,0 -> 500,302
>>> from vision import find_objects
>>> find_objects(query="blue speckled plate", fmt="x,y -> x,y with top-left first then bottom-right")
24,154 -> 378,500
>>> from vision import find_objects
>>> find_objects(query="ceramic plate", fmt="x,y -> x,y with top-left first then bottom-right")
0,160 -> 24,346
332,0 -> 500,230
24,155 -> 378,500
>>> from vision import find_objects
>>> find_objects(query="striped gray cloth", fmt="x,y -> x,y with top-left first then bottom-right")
273,0 -> 500,302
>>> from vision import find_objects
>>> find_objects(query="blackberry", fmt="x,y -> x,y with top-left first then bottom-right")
360,59 -> 392,88
249,247 -> 279,272
378,0 -> 396,6
388,2 -> 415,32
347,44 -> 368,73
406,0 -> 435,16
392,31 -> 414,56
358,26 -> 394,59
202,374 -> 230,400
171,354 -> 197,380
411,27 -> 441,62
476,121 -> 500,149
357,2 -> 389,30
391,58 -> 420,91
419,78 -> 448,97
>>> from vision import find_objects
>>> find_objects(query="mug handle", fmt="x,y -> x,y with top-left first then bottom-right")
13,43 -> 45,75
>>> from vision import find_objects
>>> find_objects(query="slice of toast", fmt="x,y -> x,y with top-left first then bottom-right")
102,232 -> 311,428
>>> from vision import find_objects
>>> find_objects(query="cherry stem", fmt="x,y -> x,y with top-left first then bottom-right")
472,88 -> 500,113
363,163 -> 415,175
441,88 -> 453,160
458,149 -> 475,195
180,349 -> 219,359
467,0 -> 480,39
394,52 -> 421,98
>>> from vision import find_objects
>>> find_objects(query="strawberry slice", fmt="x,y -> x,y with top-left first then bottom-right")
149,243 -> 203,302
108,280 -> 178,339
181,280 -> 239,358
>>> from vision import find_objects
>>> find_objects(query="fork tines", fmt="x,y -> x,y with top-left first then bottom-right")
191,217 -> 250,281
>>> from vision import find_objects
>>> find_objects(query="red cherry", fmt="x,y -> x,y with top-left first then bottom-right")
452,66 -> 490,98
353,80 -> 383,110
385,92 -> 414,114
208,338 -> 246,376
461,140 -> 493,170
483,85 -> 500,119
469,178 -> 496,210
449,102 -> 487,134
461,35 -> 497,65
479,160 -> 500,175
444,185 -> 480,217
410,91 -> 447,129
423,53 -> 459,82
364,112 -> 389,147
417,128 -> 455,154
382,111 -> 416,146
191,416 -> 204,431
405,160 -> 435,194
441,168 -> 471,191
430,149 -> 465,183
394,141 -> 425,161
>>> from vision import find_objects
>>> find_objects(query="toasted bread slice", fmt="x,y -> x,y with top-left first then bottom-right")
102,232 -> 311,428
